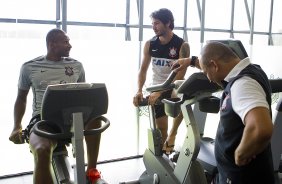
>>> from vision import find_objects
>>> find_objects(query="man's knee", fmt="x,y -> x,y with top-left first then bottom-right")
30,143 -> 54,161
86,118 -> 102,129
29,133 -> 56,156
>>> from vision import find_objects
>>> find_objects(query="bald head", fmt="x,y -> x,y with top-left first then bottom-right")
45,28 -> 72,61
200,41 -> 239,67
46,28 -> 66,47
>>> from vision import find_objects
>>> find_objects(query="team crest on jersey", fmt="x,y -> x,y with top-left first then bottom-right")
169,47 -> 177,58
65,66 -> 74,76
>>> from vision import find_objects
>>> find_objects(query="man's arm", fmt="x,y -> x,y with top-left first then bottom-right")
174,42 -> 190,81
133,41 -> 151,106
9,89 -> 29,144
235,106 -> 273,166
172,56 -> 201,73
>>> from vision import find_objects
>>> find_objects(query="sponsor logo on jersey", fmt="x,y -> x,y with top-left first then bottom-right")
152,58 -> 173,67
65,66 -> 74,76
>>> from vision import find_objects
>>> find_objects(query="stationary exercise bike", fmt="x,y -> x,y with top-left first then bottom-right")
120,71 -> 221,184
32,83 -> 110,184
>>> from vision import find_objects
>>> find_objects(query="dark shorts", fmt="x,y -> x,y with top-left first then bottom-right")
25,114 -> 59,138
24,114 -> 68,151
25,114 -> 41,136
154,90 -> 173,119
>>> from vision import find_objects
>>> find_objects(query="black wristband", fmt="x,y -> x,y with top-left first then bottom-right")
190,56 -> 198,67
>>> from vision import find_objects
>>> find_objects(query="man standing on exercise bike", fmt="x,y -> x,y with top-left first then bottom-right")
133,8 -> 190,155
9,28 -> 104,184
172,41 -> 275,184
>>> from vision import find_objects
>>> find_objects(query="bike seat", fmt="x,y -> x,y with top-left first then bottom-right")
177,72 -> 221,98
162,73 -> 221,118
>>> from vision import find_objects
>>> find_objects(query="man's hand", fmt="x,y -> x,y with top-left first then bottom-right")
235,148 -> 256,166
133,91 -> 144,107
9,127 -> 25,144
171,58 -> 190,72
148,92 -> 162,105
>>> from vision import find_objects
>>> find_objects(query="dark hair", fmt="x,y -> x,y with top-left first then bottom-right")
46,28 -> 65,46
150,8 -> 174,30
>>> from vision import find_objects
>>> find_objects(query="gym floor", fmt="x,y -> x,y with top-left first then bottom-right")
0,157 -> 145,184
1,157 -> 282,184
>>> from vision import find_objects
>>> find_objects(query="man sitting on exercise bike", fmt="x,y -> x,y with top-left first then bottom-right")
172,41 -> 275,184
9,28 -> 103,184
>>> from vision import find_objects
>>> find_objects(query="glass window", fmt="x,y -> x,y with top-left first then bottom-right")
272,0 -> 282,33
252,34 -> 269,46
0,0 -> 281,178
233,1 -> 251,31
253,1 -> 272,32
67,25 -> 140,160
0,23 -> 55,176
205,0 -> 232,30
68,0 -> 126,23
143,0 -> 185,27
186,0 -> 201,28
204,32 -> 232,42
0,0 -> 56,20
129,1 -> 139,25
233,33 -> 252,48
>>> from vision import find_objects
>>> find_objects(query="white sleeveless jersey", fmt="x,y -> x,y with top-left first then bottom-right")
149,34 -> 184,85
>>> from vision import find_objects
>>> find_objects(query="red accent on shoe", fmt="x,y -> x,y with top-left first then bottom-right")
87,168 -> 101,183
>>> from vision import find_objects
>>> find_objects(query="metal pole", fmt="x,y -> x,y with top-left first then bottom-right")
56,0 -> 61,29
138,0 -> 144,42
268,0 -> 274,45
183,0 -> 188,41
200,0 -> 206,44
249,0 -> 255,45
61,0 -> 67,32
125,0 -> 131,41
72,112 -> 86,184
230,0 -> 235,38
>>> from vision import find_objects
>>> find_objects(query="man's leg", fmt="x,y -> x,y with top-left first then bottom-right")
163,112 -> 183,153
156,115 -> 168,145
29,132 -> 57,184
85,118 -> 102,171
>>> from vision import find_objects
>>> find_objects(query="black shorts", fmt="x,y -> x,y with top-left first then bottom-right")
25,114 -> 59,138
25,114 -> 41,136
154,90 -> 173,119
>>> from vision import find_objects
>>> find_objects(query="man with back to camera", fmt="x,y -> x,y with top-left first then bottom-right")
9,28 -> 106,184
172,41 -> 275,183
133,8 -> 190,154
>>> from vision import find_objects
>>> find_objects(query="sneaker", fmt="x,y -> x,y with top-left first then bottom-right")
170,151 -> 180,163
86,169 -> 108,184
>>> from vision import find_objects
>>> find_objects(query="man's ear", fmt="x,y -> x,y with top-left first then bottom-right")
210,59 -> 219,72
48,41 -> 56,50
166,21 -> 171,28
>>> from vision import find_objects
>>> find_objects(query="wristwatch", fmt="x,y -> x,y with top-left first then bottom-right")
190,56 -> 198,67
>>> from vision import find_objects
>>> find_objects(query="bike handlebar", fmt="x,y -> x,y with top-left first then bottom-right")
33,116 -> 110,139
146,71 -> 177,92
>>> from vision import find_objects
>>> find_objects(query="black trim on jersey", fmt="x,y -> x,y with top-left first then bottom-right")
149,34 -> 184,59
